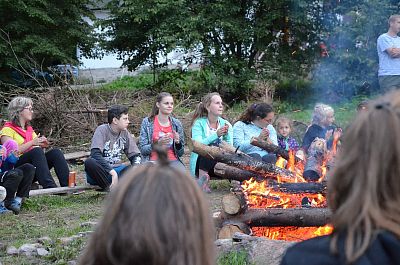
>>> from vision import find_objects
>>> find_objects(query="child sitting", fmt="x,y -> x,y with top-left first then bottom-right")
302,103 -> 336,154
276,117 -> 299,151
0,139 -> 35,214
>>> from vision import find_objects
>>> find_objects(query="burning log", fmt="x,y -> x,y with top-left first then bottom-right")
216,208 -> 331,228
268,181 -> 327,195
213,163 -> 327,194
192,141 -> 295,181
250,137 -> 303,162
303,138 -> 327,181
214,162 -> 263,181
222,192 -> 248,215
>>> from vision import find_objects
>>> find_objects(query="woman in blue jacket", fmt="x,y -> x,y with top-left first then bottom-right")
189,92 -> 233,192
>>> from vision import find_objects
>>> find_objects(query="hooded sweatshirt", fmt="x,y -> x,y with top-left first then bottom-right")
280,231 -> 400,265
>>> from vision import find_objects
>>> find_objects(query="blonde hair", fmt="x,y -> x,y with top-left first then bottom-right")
79,148 -> 215,265
312,103 -> 334,126
190,92 -> 221,125
7,96 -> 33,126
328,90 -> 400,263
275,116 -> 293,130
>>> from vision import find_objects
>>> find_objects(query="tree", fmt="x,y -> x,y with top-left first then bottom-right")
102,0 -> 324,101
311,0 -> 400,101
0,0 -> 98,82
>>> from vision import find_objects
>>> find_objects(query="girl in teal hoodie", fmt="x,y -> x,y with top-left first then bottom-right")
189,92 -> 233,192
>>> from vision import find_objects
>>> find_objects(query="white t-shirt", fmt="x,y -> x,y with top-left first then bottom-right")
377,33 -> 400,76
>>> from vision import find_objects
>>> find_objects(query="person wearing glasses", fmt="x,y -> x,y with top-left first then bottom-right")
0,96 -> 70,189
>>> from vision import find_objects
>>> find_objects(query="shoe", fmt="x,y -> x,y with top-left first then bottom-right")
0,204 -> 12,215
4,199 -> 21,215
197,174 -> 211,193
30,182 -> 40,190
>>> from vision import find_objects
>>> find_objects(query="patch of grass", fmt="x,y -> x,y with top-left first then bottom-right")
218,250 -> 253,265
101,74 -> 153,91
209,180 -> 231,191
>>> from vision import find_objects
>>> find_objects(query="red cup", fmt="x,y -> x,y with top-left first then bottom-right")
68,171 -> 76,188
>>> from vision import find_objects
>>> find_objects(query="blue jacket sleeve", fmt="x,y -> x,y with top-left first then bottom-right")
173,118 -> 185,157
138,118 -> 153,157
191,119 -> 219,145
233,121 -> 254,153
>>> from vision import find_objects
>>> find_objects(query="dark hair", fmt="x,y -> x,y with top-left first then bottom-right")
78,146 -> 215,265
108,105 -> 128,124
190,92 -> 221,126
328,90 -> 400,263
149,92 -> 173,119
237,102 -> 274,124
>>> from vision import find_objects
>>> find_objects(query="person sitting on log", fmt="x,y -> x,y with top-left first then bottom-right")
85,105 -> 142,191
280,90 -> 400,265
139,92 -> 185,171
0,139 -> 35,214
78,146 -> 215,265
276,116 -> 300,152
301,103 -> 337,154
233,103 -> 278,163
0,96 -> 69,189
189,92 -> 233,193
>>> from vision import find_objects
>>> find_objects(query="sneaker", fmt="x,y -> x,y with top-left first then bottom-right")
4,199 -> 21,215
197,174 -> 211,193
0,204 -> 12,215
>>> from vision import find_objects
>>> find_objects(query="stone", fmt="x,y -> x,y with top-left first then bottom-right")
19,243 -> 40,256
6,246 -> 18,255
37,236 -> 52,245
78,231 -> 93,237
59,235 -> 80,245
37,248 -> 50,257
67,261 -> 77,265
80,221 -> 97,228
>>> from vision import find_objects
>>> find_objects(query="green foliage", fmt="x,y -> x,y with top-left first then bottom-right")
101,74 -> 154,91
217,250 -> 253,265
312,1 -> 400,100
0,0 -> 98,82
101,0 -> 326,101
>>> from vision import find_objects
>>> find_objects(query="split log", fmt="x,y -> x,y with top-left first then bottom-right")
214,162 -> 263,181
29,185 -> 100,196
250,137 -> 302,162
217,208 -> 331,227
192,141 -> 295,181
303,138 -> 327,181
222,192 -> 247,215
217,221 -> 251,239
0,186 -> 6,202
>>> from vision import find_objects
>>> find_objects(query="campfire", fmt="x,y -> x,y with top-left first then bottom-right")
192,131 -> 340,242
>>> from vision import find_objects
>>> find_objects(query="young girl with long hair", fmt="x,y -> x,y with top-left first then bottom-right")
79,146 -> 215,265
189,92 -> 233,192
233,102 -> 278,163
139,92 -> 185,171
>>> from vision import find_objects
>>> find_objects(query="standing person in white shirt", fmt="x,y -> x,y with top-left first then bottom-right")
377,14 -> 400,92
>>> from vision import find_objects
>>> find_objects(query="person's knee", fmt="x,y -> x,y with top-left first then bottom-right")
84,158 -> 97,171
46,148 -> 64,160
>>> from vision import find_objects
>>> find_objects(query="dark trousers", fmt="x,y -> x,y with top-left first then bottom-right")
84,158 -> 130,189
0,163 -> 35,200
15,148 -> 69,188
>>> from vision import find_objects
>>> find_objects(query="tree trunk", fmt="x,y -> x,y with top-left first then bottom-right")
192,141 -> 295,181
216,208 -> 331,227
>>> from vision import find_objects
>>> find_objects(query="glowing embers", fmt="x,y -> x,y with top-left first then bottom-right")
252,225 -> 333,242
240,145 -> 335,241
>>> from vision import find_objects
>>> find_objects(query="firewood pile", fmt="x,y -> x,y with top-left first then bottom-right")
0,87 -> 154,149
191,137 -> 337,241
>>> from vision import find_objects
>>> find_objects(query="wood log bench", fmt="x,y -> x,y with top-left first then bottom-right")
29,185 -> 100,196
63,151 -> 91,164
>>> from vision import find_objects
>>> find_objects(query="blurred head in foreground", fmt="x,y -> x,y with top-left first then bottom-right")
79,146 -> 215,265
